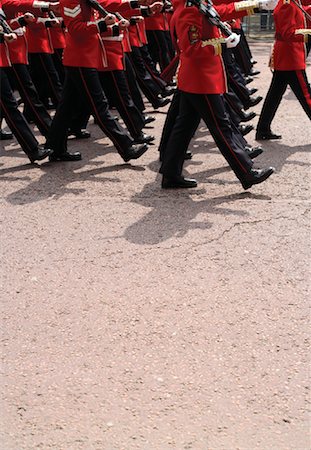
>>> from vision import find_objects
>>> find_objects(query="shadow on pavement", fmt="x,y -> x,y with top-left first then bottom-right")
124,180 -> 270,245
3,140 -> 145,205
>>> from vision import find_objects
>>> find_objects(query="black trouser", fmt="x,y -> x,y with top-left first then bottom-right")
124,54 -> 145,113
7,64 -> 52,137
52,48 -> 65,84
223,48 -> 251,108
224,95 -> 244,127
46,67 -> 133,156
224,89 -> 245,124
257,69 -> 311,132
159,90 -> 200,159
128,46 -> 163,106
164,30 -> 175,60
160,92 -> 253,184
99,70 -> 145,139
140,44 -> 167,91
232,28 -> 252,76
28,52 -> 62,107
146,30 -> 172,71
140,44 -> 161,77
0,68 -> 38,156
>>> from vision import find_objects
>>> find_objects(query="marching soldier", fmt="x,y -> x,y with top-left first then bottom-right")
159,0 -> 276,190
45,0 -> 149,162
256,0 -> 311,140
0,25 -> 52,163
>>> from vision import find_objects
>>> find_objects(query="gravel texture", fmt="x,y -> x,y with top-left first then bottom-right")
1,43 -> 310,450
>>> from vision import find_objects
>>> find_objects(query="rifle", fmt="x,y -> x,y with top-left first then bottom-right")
186,0 -> 233,36
87,0 -> 112,18
0,15 -> 14,34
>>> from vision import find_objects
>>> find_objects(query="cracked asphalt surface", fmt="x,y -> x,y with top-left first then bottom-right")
1,43 -> 310,450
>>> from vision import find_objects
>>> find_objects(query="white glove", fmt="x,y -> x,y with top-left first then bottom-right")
225,33 -> 241,48
259,0 -> 277,10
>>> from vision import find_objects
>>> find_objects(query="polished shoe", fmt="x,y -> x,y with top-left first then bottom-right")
245,145 -> 263,159
122,143 -> 148,162
134,132 -> 155,144
255,130 -> 282,140
245,76 -> 254,85
152,97 -> 171,109
251,59 -> 258,65
28,146 -> 52,164
185,150 -> 193,160
49,151 -> 82,161
162,175 -> 197,189
239,124 -> 254,136
245,95 -> 263,110
241,167 -> 274,190
161,86 -> 176,98
68,129 -> 91,139
240,111 -> 256,122
0,130 -> 13,140
248,87 -> 258,95
250,68 -> 260,76
144,115 -> 156,125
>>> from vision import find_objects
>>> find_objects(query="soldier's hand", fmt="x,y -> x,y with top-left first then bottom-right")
4,32 -> 17,42
24,12 -> 36,23
149,2 -> 164,13
118,18 -> 130,29
104,13 -> 116,25
50,17 -> 61,27
225,32 -> 240,48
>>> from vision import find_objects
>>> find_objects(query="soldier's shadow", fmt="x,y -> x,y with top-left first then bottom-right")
3,140 -> 145,205
124,180 -> 269,245
255,142 -> 311,172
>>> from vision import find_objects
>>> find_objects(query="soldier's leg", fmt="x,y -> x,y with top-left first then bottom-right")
160,93 -> 200,178
10,64 -> 52,137
288,70 -> 311,119
0,68 -> 50,163
45,68 -> 76,156
71,67 -> 135,156
256,71 -> 288,135
159,90 -> 200,161
124,54 -> 145,113
185,92 -> 253,184
99,70 -> 145,140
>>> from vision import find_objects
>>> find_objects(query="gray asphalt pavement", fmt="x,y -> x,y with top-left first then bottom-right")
1,43 -> 310,450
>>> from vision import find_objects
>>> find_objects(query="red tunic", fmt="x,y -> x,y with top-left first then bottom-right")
7,19 -> 29,64
1,0 -> 45,17
144,12 -> 169,31
172,0 -> 247,94
272,0 -> 307,70
61,0 -> 107,69
26,17 -> 54,53
0,40 -> 10,67
50,25 -> 66,49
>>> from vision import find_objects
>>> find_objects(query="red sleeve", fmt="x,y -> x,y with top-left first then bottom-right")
215,3 -> 248,22
2,0 -> 37,18
61,0 -> 99,35
275,2 -> 305,42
